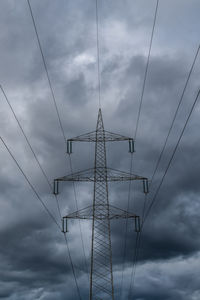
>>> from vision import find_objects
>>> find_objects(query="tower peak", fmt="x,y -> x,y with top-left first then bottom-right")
96,108 -> 104,131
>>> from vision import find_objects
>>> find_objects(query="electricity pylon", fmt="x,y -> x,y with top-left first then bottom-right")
54,109 -> 148,300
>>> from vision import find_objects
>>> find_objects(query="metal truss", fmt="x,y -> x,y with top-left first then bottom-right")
67,130 -> 132,142
62,204 -> 141,233
54,167 -> 148,187
54,109 -> 148,300
66,131 -> 135,153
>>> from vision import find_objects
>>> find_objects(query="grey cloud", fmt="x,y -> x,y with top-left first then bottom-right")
0,0 -> 200,299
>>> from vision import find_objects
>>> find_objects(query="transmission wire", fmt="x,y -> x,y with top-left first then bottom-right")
129,78 -> 200,298
0,85 -> 62,221
69,154 -> 90,279
0,136 -> 61,229
144,87 -> 200,223
129,43 -> 200,298
134,0 -> 159,140
95,0 -> 101,108
150,44 -> 200,187
0,114 -> 83,299
0,95 -> 83,300
139,43 -> 200,225
128,231 -> 140,299
126,0 -> 160,297
1,80 -> 90,283
132,45 -> 200,284
0,84 -> 83,299
63,233 -> 82,300
27,0 -> 88,297
27,0 -> 67,148
119,154 -> 134,299
128,198 -> 146,299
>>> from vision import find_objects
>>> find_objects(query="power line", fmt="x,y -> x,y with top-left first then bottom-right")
128,84 -> 200,293
0,83 -> 63,219
27,0 -> 67,148
0,86 -> 53,190
134,0 -> 159,140
149,44 -> 200,188
128,231 -> 140,299
127,1 -> 160,297
128,44 -> 200,297
1,133 -> 83,299
63,233 -> 82,300
0,136 -> 61,229
144,86 -> 200,224
119,154 -> 134,299
27,0 -> 89,294
68,155 -> 90,280
128,202 -> 148,299
95,0 -> 101,108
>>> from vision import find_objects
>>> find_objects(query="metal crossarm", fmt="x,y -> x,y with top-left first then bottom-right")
66,130 -> 135,154
62,205 -> 141,234
68,130 -> 132,142
54,167 -> 148,192
63,204 -> 139,220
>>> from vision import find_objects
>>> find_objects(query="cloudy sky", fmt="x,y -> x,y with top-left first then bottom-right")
0,0 -> 200,299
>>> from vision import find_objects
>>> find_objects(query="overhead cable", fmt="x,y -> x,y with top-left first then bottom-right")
69,155 -> 90,279
0,84 -> 64,221
129,44 -> 200,296
129,83 -> 200,294
128,232 -> 140,299
134,0 -> 159,140
27,0 -> 67,148
150,44 -> 200,188
0,134 -> 82,300
0,136 -> 61,230
119,154 -> 134,299
95,0 -> 101,108
27,1 -> 89,294
63,233 -> 82,300
144,86 -> 200,223
128,0 -> 160,297
0,86 -> 54,191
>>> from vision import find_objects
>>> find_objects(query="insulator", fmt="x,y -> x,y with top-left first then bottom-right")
135,216 -> 140,232
70,140 -> 72,153
53,180 -> 59,195
67,140 -> 72,154
62,218 -> 68,233
129,139 -> 135,153
143,179 -> 149,194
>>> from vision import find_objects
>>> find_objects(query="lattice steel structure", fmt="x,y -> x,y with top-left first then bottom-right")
54,109 -> 148,300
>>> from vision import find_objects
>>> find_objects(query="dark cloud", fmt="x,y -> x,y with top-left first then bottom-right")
0,0 -> 200,299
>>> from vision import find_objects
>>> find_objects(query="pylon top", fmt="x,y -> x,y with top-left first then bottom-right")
96,108 -> 104,131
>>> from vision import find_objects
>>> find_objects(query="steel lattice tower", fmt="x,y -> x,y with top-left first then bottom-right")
90,109 -> 114,299
54,109 -> 148,300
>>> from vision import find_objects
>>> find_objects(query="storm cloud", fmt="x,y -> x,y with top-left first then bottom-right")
0,0 -> 200,299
